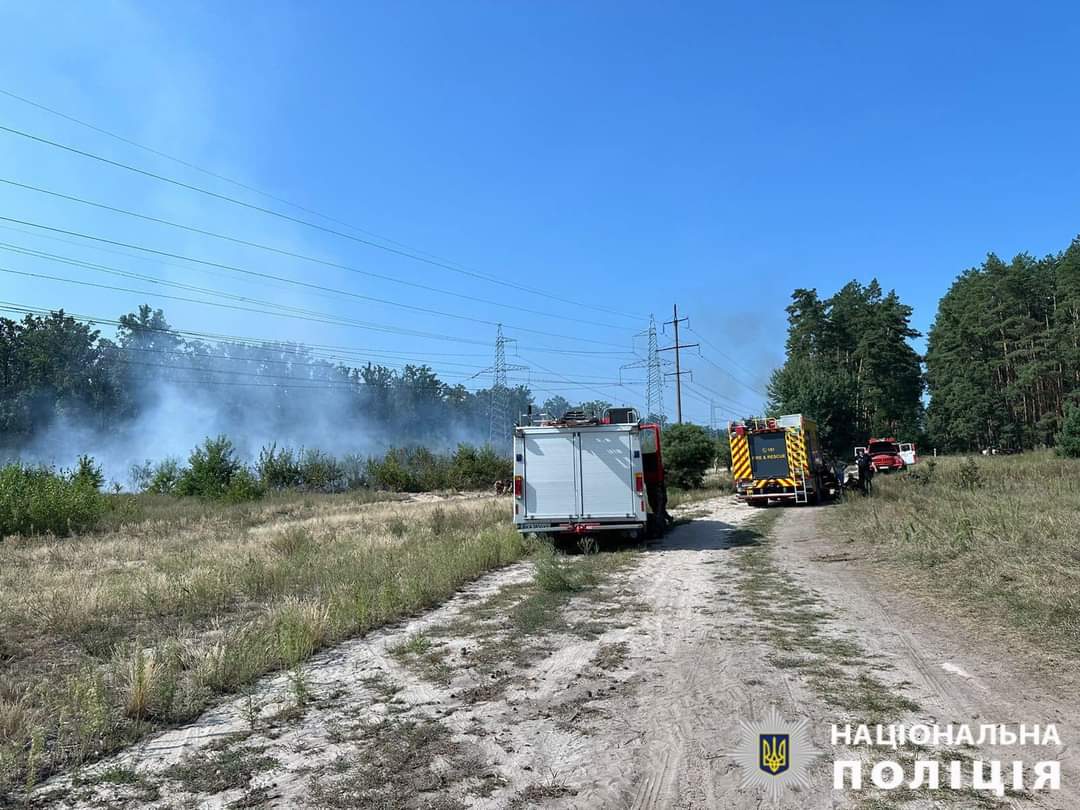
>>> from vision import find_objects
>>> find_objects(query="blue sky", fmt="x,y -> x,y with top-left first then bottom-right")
2,1 -> 1078,425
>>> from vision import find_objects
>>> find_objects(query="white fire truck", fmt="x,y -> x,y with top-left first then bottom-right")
511,407 -> 668,540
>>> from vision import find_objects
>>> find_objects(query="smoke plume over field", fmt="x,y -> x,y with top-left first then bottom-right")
0,307 -> 530,487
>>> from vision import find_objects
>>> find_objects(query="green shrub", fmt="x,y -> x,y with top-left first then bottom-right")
533,544 -> 594,592
448,444 -> 511,489
714,432 -> 732,470
0,463 -> 107,537
957,456 -> 982,490
298,448 -> 344,491
72,455 -> 104,490
340,453 -> 367,490
1055,402 -> 1080,458
175,436 -> 260,501
364,444 -> 509,492
663,423 -> 716,489
366,449 -> 414,491
224,468 -> 265,503
147,458 -> 183,494
257,444 -> 301,489
259,445 -> 349,492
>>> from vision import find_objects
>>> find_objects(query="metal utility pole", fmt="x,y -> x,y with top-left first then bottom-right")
487,324 -> 527,448
621,315 -> 667,423
660,304 -> 698,424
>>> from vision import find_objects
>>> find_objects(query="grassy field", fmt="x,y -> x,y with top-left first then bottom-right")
824,451 -> 1080,653
0,490 -> 525,798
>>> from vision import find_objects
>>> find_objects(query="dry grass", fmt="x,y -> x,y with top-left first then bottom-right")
666,483 -> 732,511
0,491 -> 523,798
825,452 -> 1080,651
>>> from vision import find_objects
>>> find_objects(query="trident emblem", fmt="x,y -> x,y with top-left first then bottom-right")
759,733 -> 789,775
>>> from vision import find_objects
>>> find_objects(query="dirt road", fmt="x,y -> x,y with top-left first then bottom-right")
44,499 -> 1078,809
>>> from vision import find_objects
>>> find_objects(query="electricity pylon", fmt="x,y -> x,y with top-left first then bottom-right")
621,315 -> 668,423
487,324 -> 527,448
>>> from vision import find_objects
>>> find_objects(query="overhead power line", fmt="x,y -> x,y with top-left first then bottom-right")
683,378 -> 760,414
693,349 -> 770,399
0,183 -> 631,335
0,238 -> 627,346
518,353 -> 642,411
0,302 -> 643,394
0,118 -> 643,321
0,301 -> 632,360
0,215 -> 628,348
686,324 -> 770,384
660,304 -> 699,424
110,356 -> 630,388
0,266 -> 513,346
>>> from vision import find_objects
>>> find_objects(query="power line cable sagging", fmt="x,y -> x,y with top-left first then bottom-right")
0,200 -> 631,344
0,112 -> 644,321
0,88 -> 768,432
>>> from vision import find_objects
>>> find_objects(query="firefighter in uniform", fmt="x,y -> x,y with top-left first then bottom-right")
856,449 -> 874,496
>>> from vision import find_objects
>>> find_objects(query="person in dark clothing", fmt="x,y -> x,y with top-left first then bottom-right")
856,450 -> 874,496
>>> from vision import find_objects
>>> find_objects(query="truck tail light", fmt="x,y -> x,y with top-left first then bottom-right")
634,472 -> 644,493
513,476 -> 523,497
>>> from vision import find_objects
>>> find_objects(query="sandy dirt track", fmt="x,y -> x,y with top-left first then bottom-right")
41,499 -> 1078,809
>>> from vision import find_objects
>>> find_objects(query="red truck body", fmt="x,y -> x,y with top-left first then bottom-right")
864,437 -> 906,473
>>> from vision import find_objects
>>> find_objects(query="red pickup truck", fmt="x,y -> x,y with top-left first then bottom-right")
856,438 -> 908,473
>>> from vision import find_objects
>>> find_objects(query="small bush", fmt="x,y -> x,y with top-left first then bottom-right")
72,455 -> 104,490
340,453 -> 367,490
257,444 -> 301,490
957,456 -> 982,490
533,545 -> 593,592
448,444 -> 511,490
298,449 -> 344,492
0,464 -> 107,537
223,468 -> 265,503
270,526 -> 314,557
146,458 -> 183,495
663,424 -> 717,489
1055,402 -> 1080,458
174,436 -> 261,501
907,457 -> 937,486
366,449 -> 414,491
365,444 -> 510,492
176,436 -> 241,499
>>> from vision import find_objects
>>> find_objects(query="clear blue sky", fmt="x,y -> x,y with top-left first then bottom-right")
2,1 -> 1078,425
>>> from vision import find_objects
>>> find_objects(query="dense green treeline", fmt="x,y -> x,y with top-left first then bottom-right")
768,235 -> 1080,457
926,238 -> 1080,451
767,280 -> 924,457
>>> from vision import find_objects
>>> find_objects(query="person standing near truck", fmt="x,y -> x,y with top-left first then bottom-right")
856,449 -> 874,496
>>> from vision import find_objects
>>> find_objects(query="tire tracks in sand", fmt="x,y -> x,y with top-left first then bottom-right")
37,501 -> 1077,809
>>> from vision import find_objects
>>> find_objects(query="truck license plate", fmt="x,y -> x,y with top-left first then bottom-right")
521,522 -> 554,530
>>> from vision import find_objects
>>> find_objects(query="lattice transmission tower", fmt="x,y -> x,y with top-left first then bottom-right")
621,315 -> 667,424
487,324 -> 527,448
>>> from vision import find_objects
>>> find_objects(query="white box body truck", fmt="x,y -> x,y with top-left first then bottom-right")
512,420 -> 648,538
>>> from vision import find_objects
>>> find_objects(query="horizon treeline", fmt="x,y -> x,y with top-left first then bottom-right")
926,236 -> 1080,451
0,304 -> 536,468
768,234 -> 1080,456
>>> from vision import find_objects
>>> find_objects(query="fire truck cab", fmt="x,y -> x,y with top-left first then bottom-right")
729,414 -> 837,505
